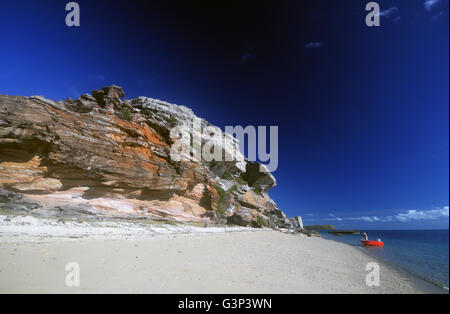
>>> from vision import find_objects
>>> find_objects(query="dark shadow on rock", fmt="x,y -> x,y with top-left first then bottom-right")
0,188 -> 41,213
138,188 -> 175,201
199,188 -> 212,210
0,140 -> 50,163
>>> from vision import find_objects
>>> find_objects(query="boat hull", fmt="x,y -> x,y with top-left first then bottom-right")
361,240 -> 384,247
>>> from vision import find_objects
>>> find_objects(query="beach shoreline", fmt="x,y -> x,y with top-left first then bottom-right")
0,215 -> 446,294
319,230 -> 449,292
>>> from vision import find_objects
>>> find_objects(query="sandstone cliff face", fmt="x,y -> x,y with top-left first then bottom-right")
0,86 -> 289,228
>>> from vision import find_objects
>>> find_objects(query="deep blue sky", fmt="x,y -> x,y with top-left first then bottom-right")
0,0 -> 448,229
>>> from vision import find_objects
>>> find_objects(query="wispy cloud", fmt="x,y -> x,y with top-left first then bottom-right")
326,206 -> 449,223
394,206 -> 449,222
305,41 -> 323,49
328,213 -> 342,221
378,6 -> 399,18
327,215 -> 380,223
424,0 -> 444,11
349,216 -> 381,223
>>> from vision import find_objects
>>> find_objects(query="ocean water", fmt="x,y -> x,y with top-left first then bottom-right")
318,229 -> 449,289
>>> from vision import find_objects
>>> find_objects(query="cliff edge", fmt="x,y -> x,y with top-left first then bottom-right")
0,86 -> 292,228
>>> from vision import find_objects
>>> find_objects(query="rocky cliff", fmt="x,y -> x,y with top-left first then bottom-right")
0,86 -> 291,228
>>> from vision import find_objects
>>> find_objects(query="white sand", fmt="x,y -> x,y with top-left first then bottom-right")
0,215 -> 443,294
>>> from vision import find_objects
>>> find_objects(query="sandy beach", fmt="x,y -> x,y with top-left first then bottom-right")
0,215 -> 443,294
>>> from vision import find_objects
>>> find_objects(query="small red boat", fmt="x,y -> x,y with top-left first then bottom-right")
361,240 -> 384,247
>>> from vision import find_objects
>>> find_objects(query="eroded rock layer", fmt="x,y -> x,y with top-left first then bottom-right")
0,86 -> 290,228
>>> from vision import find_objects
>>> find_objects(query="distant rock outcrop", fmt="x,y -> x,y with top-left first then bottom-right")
0,86 -> 292,228
304,224 -> 337,230
287,216 -> 304,231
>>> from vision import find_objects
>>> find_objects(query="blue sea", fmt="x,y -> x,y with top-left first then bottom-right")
318,229 -> 449,290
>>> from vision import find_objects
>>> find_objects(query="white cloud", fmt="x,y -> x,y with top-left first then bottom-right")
328,213 -> 342,221
394,206 -> 449,222
424,0 -> 444,11
344,216 -> 380,223
361,216 -> 380,223
325,206 -> 448,224
326,214 -> 379,223
378,6 -> 399,17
